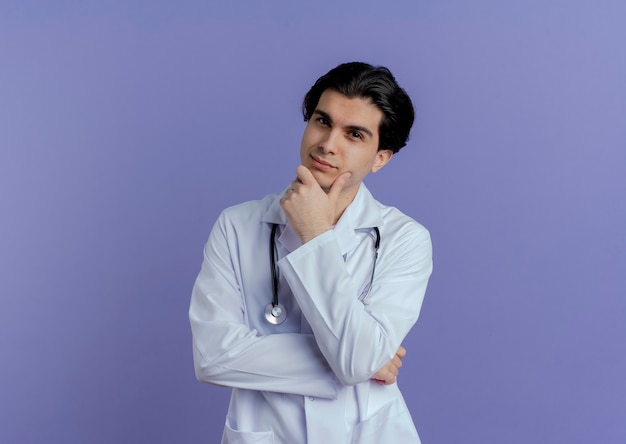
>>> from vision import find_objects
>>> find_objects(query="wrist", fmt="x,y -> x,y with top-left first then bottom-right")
299,227 -> 331,244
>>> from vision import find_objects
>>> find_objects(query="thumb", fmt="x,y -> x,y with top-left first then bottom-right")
328,172 -> 352,202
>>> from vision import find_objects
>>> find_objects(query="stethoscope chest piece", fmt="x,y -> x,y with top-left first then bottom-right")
264,302 -> 287,325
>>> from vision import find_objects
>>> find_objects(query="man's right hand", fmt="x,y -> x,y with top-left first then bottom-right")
280,165 -> 351,244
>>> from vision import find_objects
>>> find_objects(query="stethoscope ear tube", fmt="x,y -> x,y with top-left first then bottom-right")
361,226 -> 380,304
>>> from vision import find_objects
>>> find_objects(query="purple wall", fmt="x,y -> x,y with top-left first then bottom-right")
1,1 -> 624,443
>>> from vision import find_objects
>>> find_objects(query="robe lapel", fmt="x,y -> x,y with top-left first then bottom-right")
277,224 -> 302,253
260,183 -> 384,257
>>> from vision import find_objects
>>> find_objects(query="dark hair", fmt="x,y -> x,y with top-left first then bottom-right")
302,62 -> 415,154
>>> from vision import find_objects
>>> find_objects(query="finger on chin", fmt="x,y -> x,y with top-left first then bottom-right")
296,165 -> 314,183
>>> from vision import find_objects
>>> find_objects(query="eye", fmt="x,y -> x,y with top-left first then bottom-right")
350,131 -> 362,139
317,117 -> 330,126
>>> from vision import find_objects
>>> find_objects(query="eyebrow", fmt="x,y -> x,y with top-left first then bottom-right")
312,109 -> 374,138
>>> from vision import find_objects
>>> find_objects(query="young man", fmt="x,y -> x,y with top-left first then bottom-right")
190,62 -> 433,443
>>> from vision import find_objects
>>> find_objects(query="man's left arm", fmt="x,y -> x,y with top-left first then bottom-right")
277,222 -> 432,386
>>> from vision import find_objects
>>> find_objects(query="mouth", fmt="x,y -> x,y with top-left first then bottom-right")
310,155 -> 335,171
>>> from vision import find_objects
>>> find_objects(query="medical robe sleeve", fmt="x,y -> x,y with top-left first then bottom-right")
189,213 -> 340,399
278,223 -> 432,386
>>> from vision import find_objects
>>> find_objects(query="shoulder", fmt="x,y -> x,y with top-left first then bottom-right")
218,192 -> 281,226
206,193 -> 282,248
370,197 -> 430,245
374,201 -> 433,276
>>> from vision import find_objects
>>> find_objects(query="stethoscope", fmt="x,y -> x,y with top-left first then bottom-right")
264,223 -> 381,325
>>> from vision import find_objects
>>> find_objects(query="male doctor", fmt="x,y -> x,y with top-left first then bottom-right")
189,62 -> 433,443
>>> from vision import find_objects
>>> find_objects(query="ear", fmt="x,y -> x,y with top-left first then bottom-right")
371,149 -> 393,173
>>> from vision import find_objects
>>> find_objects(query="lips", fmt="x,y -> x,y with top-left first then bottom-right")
311,155 -> 335,170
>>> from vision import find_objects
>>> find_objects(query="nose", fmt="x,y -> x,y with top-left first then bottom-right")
319,129 -> 340,154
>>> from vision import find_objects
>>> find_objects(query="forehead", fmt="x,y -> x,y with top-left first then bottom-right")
315,89 -> 383,133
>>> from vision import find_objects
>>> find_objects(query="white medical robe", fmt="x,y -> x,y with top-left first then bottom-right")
189,183 -> 432,443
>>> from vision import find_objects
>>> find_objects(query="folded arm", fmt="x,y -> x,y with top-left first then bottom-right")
278,225 -> 432,386
189,214 -> 340,399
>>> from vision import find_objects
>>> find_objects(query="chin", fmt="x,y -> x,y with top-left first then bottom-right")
309,170 -> 333,189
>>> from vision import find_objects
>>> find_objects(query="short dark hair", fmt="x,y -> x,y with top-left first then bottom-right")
302,62 -> 415,154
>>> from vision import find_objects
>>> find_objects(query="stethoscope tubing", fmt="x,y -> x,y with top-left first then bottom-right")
266,224 -> 380,324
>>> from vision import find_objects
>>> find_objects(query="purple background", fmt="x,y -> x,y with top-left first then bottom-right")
1,1 -> 625,443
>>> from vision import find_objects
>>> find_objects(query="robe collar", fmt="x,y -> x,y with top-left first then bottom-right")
260,183 -> 384,255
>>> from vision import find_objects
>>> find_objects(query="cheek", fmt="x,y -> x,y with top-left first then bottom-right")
299,132 -> 312,157
301,123 -> 318,142
360,156 -> 377,171
346,164 -> 370,183
300,134 -> 315,157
